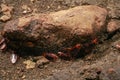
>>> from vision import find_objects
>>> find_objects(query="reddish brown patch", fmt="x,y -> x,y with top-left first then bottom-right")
58,44 -> 82,60
92,38 -> 98,44
58,52 -> 71,60
107,68 -> 116,74
43,53 -> 58,61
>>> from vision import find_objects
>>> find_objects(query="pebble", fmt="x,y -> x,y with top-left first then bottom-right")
107,68 -> 115,74
36,56 -> 50,67
23,60 -> 36,69
0,4 -> 13,22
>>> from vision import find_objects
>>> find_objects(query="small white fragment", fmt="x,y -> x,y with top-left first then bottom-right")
10,53 -> 18,64
0,43 -> 6,50
22,10 -> 27,14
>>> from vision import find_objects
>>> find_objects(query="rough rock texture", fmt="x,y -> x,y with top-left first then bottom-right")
3,5 -> 107,54
0,0 -> 120,80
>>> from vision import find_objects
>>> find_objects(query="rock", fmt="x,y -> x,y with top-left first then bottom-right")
107,68 -> 115,74
36,56 -> 50,67
0,4 -> 13,22
3,5 -> 108,54
107,19 -> 120,33
23,60 -> 36,69
21,5 -> 32,14
21,75 -> 26,79
112,40 -> 120,50
0,15 -> 11,22
115,44 -> 120,50
0,4 -> 13,13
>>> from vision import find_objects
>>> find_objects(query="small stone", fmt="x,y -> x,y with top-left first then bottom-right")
107,68 -> 116,74
57,5 -> 61,9
112,40 -> 120,50
0,15 -> 11,21
115,44 -> 120,50
23,60 -> 36,69
0,4 -> 13,22
36,56 -> 50,67
107,20 -> 120,33
22,75 -> 26,79
47,6 -> 50,9
22,5 -> 32,14
22,10 -> 27,14
0,4 -> 13,13
30,0 -> 35,3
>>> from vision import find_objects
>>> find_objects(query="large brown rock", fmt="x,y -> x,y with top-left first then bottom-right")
2,5 -> 107,54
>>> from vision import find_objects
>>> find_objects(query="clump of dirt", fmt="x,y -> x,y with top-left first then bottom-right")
0,0 -> 120,80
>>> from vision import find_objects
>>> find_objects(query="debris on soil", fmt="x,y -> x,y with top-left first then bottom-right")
23,60 -> 36,69
21,5 -> 32,14
112,40 -> 120,50
107,68 -> 116,74
107,20 -> 117,33
10,52 -> 18,64
107,20 -> 120,33
0,4 -> 13,22
21,75 -> 26,79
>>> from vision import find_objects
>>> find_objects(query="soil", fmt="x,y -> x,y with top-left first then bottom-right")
0,0 -> 120,80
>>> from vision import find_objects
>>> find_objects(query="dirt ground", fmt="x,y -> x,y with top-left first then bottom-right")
0,0 -> 120,80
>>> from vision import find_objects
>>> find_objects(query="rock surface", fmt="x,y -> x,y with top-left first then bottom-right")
3,5 -> 108,54
0,4 -> 13,22
0,0 -> 120,80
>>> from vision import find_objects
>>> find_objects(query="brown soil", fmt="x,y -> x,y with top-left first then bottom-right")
0,0 -> 120,80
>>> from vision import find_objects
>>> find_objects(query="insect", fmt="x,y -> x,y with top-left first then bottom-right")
43,53 -> 58,61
